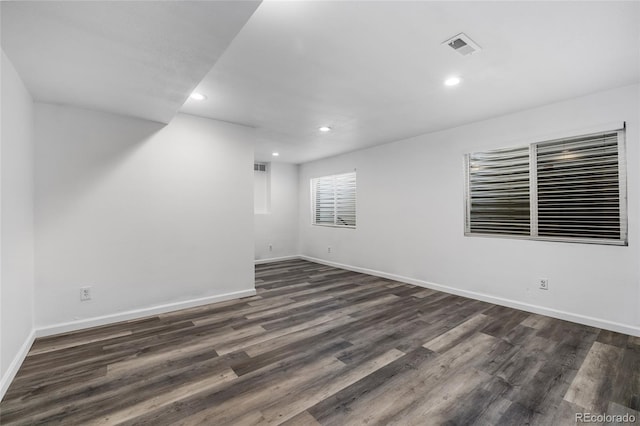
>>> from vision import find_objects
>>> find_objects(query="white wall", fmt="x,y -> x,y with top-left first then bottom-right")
299,84 -> 640,335
255,162 -> 299,261
0,50 -> 35,389
34,104 -> 255,330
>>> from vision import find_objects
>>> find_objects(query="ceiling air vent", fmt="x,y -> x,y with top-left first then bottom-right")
443,33 -> 482,56
254,163 -> 267,172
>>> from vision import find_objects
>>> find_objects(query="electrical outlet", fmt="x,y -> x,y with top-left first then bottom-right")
268,244 -> 273,252
327,246 -> 332,254
538,279 -> 549,290
80,286 -> 92,301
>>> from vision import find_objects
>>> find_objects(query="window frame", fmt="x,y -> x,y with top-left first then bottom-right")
464,128 -> 627,246
310,171 -> 357,229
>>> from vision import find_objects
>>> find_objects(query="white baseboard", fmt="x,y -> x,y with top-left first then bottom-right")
299,255 -> 640,337
0,289 -> 255,400
254,255 -> 300,265
1,329 -> 36,400
35,289 -> 256,338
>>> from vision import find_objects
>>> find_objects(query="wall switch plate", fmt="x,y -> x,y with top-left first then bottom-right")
268,244 -> 273,252
539,279 -> 549,290
327,246 -> 332,254
80,286 -> 92,301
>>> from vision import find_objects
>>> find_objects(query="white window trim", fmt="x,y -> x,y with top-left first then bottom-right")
311,171 -> 357,229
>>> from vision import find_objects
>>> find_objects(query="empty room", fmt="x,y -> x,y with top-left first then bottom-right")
1,1 -> 639,424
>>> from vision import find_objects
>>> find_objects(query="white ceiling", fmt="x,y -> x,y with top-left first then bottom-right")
182,1 -> 640,163
2,1 -> 639,163
1,1 -> 260,123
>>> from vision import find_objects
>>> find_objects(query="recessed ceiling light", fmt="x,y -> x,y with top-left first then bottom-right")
272,152 -> 279,157
190,92 -> 207,101
319,126 -> 332,132
444,76 -> 461,87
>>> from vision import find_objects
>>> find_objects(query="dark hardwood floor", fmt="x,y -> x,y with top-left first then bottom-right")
1,259 -> 639,425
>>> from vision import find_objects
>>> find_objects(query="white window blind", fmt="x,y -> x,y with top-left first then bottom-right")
467,146 -> 530,235
465,128 -> 627,245
536,132 -> 623,241
312,172 -> 356,228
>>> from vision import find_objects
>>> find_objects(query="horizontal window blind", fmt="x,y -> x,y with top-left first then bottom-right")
465,128 -> 626,245
314,176 -> 337,225
536,132 -> 621,240
312,172 -> 356,228
467,146 -> 530,235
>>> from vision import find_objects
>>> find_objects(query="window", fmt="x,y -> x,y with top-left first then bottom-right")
311,172 -> 356,228
465,127 -> 627,245
254,162 -> 270,214
466,146 -> 531,236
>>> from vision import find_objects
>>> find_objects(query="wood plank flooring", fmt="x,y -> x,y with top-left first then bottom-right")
1,259 -> 639,425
